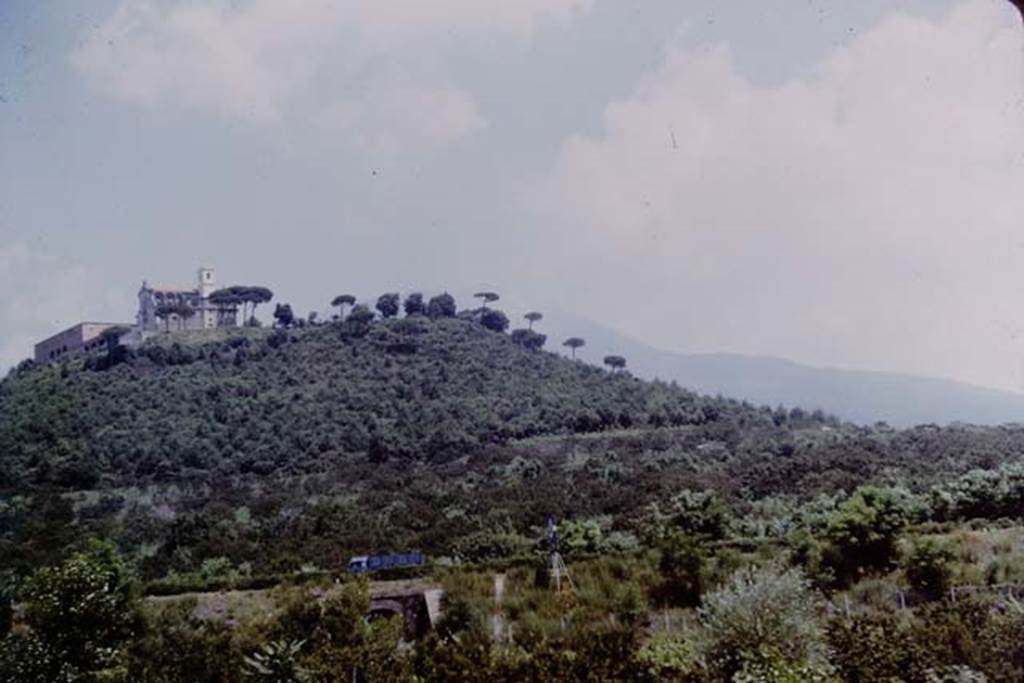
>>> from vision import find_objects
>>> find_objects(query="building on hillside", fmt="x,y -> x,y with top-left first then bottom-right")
33,322 -> 132,364
137,266 -> 238,332
33,266 -> 238,365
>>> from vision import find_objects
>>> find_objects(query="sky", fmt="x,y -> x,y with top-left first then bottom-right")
3,0 -> 1024,392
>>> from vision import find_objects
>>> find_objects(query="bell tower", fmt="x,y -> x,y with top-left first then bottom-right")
198,266 -> 217,328
198,266 -> 216,298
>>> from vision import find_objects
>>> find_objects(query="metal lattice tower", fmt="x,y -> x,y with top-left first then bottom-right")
546,517 -> 575,593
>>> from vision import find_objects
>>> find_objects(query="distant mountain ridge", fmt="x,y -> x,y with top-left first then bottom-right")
544,313 -> 1024,427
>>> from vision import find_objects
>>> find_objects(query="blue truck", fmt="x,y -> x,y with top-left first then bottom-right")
347,551 -> 425,574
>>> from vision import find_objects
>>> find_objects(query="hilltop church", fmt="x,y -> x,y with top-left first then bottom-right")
137,266 -> 238,332
33,266 -> 238,364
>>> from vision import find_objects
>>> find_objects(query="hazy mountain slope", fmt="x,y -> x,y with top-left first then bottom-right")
542,312 -> 1024,427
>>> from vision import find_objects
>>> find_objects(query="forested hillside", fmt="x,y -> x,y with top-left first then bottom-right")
0,316 -> 770,490
2,311 -> 1023,584
4,307 -> 1024,681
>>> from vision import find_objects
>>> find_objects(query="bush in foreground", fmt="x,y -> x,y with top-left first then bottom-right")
698,564 -> 830,680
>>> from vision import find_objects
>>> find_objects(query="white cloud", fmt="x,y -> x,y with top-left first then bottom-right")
0,244 -> 130,372
541,0 -> 1024,391
71,0 -> 591,156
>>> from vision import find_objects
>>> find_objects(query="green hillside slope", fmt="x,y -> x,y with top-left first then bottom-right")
0,317 -> 764,489
2,314 -> 1023,581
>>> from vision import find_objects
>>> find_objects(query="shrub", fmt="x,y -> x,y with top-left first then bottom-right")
645,489 -> 732,543
271,580 -> 370,649
921,665 -> 989,682
124,599 -> 245,682
907,599 -> 1024,681
243,639 -> 310,682
450,531 -> 532,563
0,632 -> 74,683
613,581 -> 648,628
826,611 -> 921,682
437,580 -> 488,640
479,309 -> 510,333
657,533 -> 707,607
634,635 -> 698,680
830,599 -> 1024,681
510,328 -> 546,350
495,627 -> 640,681
929,464 -> 1024,522
302,617 -> 408,681
17,540 -> 141,677
698,564 -> 829,679
557,518 -> 608,556
732,647 -> 838,683
786,528 -> 836,590
825,486 -> 910,584
905,537 -> 956,601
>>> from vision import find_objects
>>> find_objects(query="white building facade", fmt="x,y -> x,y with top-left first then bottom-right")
137,266 -> 237,332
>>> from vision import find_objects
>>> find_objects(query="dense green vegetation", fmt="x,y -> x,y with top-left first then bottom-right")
3,526 -> 1024,681
0,305 -> 834,577
2,292 -> 1024,679
1,301 -> 1023,578
0,315 -> 748,489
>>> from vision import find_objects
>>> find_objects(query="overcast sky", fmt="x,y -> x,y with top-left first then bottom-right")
3,0 -> 1024,392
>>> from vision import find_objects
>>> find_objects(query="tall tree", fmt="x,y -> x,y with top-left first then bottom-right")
347,304 -> 375,325
427,292 -> 457,319
155,304 -> 175,332
247,286 -> 274,324
235,287 -> 253,323
227,285 -> 251,322
603,355 -> 627,372
524,311 -> 543,330
174,303 -> 196,330
209,289 -> 242,327
563,337 -> 585,360
404,292 -> 425,316
376,293 -> 400,319
332,294 -> 356,321
273,303 -> 295,328
207,289 -> 227,309
473,291 -> 499,309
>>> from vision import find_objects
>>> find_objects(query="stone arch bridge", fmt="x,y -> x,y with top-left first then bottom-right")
368,583 -> 444,638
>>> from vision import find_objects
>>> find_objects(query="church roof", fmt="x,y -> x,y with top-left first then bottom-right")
147,286 -> 199,294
